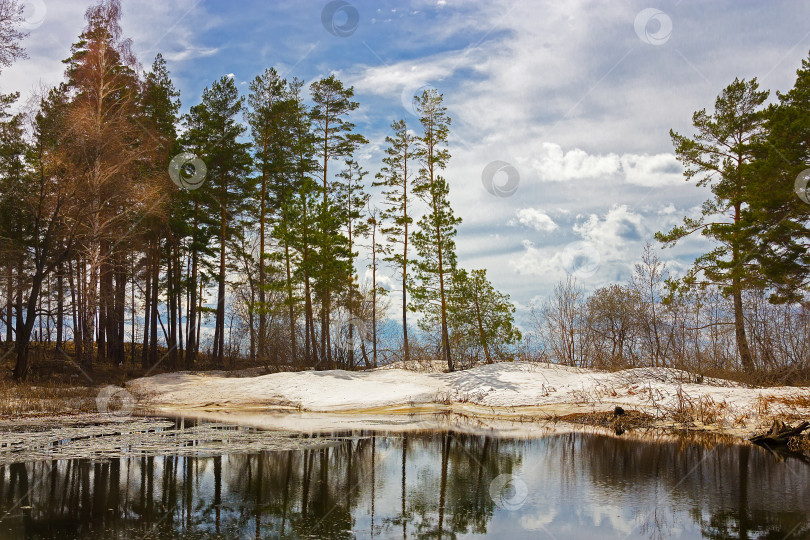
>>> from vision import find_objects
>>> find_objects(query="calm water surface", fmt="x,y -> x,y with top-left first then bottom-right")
0,422 -> 808,539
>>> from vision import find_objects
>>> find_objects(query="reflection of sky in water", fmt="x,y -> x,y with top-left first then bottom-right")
1,430 -> 808,539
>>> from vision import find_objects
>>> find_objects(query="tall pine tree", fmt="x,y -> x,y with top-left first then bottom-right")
374,119 -> 416,361
182,76 -> 252,364
657,78 -> 769,372
309,75 -> 366,365
410,89 -> 458,372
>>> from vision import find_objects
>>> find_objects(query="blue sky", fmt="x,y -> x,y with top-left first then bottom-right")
6,0 -> 810,327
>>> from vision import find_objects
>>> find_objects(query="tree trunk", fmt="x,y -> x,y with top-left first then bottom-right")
98,241 -> 110,361
403,174 -> 410,363
69,259 -> 81,361
167,244 -> 178,370
82,258 -> 95,368
142,244 -> 152,369
437,234 -> 453,372
285,237 -> 296,364
149,242 -> 159,368
732,280 -> 754,372
258,172 -> 267,364
213,195 -> 227,364
56,263 -> 64,348
187,228 -> 198,368
114,257 -> 126,364
372,221 -> 378,368
13,271 -> 46,380
750,420 -> 810,446
5,263 -> 12,342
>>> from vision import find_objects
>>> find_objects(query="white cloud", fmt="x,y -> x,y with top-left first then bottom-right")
163,46 -> 220,63
519,143 -> 682,185
659,203 -> 677,215
509,208 -> 558,232
532,142 -> 621,182
620,153 -> 683,187
511,239 -> 555,277
574,204 -> 644,249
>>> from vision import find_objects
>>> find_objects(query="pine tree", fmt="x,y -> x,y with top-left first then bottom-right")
657,78 -> 769,372
374,119 -> 416,361
309,75 -> 366,365
335,158 -> 369,367
0,90 -> 27,374
181,76 -> 252,364
449,269 -> 521,364
266,82 -> 306,364
285,78 -> 320,366
141,53 -> 181,367
408,90 -> 457,370
746,53 -> 810,302
247,67 -> 289,363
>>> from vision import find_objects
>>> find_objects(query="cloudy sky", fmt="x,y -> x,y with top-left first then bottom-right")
5,0 -> 810,326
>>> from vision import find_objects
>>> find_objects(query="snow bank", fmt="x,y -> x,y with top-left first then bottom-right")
129,362 -> 809,430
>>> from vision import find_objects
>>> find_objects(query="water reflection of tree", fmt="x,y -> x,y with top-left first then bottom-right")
2,430 -> 806,539
408,432 -> 522,539
0,430 -> 524,539
570,433 -> 810,540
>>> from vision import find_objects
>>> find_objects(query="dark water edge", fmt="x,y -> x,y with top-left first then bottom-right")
0,423 -> 808,539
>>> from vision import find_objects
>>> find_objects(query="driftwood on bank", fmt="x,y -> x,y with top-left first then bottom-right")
750,419 -> 810,447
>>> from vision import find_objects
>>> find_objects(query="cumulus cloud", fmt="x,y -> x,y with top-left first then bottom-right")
510,205 -> 647,286
620,153 -> 683,187
511,239 -> 555,276
574,204 -> 645,247
532,143 -> 621,182
510,208 -> 558,232
521,143 -> 682,185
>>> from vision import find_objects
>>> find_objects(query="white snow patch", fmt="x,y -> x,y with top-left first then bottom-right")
130,363 -> 810,433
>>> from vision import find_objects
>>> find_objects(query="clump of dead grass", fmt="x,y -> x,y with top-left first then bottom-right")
662,386 -> 729,425
0,380 -> 98,418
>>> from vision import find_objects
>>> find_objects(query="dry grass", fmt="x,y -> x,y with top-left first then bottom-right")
759,392 -> 810,409
662,386 -> 729,425
754,392 -> 810,423
0,380 -> 98,418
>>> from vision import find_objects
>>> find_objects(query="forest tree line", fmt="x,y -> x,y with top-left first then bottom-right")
0,0 -> 521,380
1,0 -> 808,383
